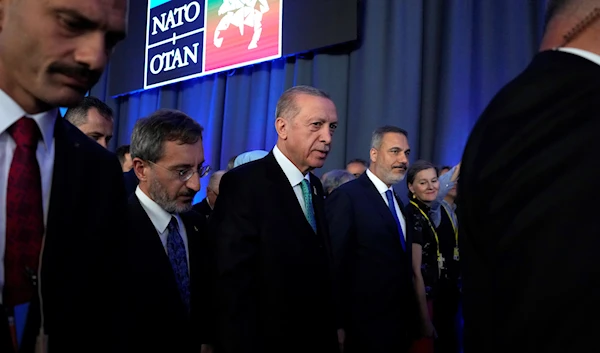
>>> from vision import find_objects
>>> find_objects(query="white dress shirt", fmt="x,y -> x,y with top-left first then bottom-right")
0,89 -> 57,303
366,169 -> 407,239
558,47 -> 600,66
272,145 -> 311,214
135,186 -> 190,271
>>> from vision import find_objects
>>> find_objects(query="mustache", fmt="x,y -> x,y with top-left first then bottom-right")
392,163 -> 408,170
179,188 -> 197,198
48,63 -> 101,84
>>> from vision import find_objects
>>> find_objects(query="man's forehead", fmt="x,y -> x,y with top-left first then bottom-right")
382,133 -> 409,148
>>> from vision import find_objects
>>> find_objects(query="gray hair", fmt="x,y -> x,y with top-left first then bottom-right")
321,169 -> 356,195
130,109 -> 204,162
275,85 -> 331,120
208,170 -> 226,190
371,125 -> 408,149
64,96 -> 113,127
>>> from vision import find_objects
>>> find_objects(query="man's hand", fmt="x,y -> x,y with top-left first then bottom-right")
337,328 -> 346,353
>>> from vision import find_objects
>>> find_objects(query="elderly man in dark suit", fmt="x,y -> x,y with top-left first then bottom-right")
211,85 -> 339,353
459,1 -> 600,352
126,109 -> 214,353
0,0 -> 129,352
326,126 -> 418,353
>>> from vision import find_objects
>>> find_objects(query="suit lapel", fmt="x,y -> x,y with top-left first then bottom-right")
310,173 -> 333,254
358,174 -> 406,249
46,118 -> 84,240
181,213 -> 202,291
128,194 -> 173,270
264,153 -> 315,234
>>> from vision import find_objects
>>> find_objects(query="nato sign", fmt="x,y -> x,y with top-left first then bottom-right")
145,0 -> 282,89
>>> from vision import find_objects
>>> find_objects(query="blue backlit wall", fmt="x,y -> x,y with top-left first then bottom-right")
93,0 -> 548,205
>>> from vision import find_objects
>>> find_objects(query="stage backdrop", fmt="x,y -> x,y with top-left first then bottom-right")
92,0 -> 547,204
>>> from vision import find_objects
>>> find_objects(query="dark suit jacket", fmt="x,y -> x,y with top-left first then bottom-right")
325,173 -> 418,353
123,168 -> 139,196
210,152 -> 338,353
459,50 -> 600,353
193,197 -> 213,219
0,117 -> 129,353
125,194 -> 212,353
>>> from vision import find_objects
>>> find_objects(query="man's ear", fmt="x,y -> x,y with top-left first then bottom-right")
132,158 -> 148,182
369,147 -> 378,164
275,116 -> 288,140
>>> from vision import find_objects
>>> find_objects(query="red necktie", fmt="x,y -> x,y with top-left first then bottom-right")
4,117 -> 44,307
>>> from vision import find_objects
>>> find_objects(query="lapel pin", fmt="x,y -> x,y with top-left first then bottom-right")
194,226 -> 198,232
313,185 -> 317,196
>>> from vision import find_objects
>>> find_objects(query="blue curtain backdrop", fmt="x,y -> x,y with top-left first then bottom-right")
91,0 -> 548,203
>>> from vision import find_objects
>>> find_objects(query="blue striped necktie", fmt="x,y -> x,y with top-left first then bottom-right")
300,179 -> 317,233
167,217 -> 191,312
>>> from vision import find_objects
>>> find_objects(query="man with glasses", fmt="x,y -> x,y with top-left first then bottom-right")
125,109 -> 214,353
193,170 -> 226,219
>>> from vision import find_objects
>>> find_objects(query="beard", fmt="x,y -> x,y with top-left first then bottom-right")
381,168 -> 406,186
148,177 -> 195,213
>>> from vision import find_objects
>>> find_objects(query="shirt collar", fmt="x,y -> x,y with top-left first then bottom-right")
0,88 -> 57,150
135,186 -> 176,234
272,145 -> 310,187
557,47 -> 600,66
366,168 -> 393,194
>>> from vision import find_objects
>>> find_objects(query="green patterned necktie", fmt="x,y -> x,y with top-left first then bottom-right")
300,179 -> 317,233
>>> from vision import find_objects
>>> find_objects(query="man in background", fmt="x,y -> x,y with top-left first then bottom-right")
346,158 -> 368,177
321,169 -> 355,196
117,144 -> 133,172
0,0 -> 129,352
211,86 -> 339,353
64,96 -> 114,149
193,170 -> 226,219
459,1 -> 600,352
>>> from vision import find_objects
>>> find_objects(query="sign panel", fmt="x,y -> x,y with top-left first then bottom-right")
144,0 -> 282,90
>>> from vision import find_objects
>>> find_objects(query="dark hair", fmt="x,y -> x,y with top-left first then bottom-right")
440,165 -> 451,171
371,126 -> 408,149
347,158 -> 368,167
275,85 -> 331,120
115,145 -> 130,165
130,109 -> 204,162
64,96 -> 113,127
406,160 -> 438,187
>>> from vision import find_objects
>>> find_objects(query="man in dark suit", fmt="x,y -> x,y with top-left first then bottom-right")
193,170 -> 226,219
210,85 -> 339,353
0,0 -> 129,352
459,1 -> 600,352
126,109 -> 214,353
326,126 -> 417,353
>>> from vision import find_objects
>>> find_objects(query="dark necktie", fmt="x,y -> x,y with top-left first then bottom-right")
300,179 -> 317,233
385,190 -> 406,251
167,217 -> 190,312
4,117 -> 44,307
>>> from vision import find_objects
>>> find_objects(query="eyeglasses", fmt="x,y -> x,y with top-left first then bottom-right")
147,160 -> 211,182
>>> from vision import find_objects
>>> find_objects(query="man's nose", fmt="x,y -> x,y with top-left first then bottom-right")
186,173 -> 201,192
74,33 -> 108,72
